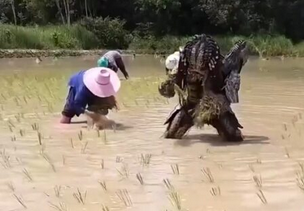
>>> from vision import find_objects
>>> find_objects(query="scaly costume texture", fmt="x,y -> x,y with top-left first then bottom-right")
158,34 -> 248,142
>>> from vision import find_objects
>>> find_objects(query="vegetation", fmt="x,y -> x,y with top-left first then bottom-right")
0,0 -> 303,56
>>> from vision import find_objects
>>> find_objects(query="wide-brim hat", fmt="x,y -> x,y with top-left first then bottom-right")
83,67 -> 121,98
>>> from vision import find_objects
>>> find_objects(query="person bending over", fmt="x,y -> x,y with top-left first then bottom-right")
60,66 -> 121,124
97,50 -> 129,80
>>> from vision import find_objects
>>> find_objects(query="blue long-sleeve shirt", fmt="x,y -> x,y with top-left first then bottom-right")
65,70 -> 96,116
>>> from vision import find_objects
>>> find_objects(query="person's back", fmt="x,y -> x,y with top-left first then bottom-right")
101,50 -> 129,79
103,51 -> 120,71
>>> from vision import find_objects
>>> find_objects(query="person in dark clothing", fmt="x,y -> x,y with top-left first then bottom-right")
60,67 -> 121,124
97,50 -> 129,80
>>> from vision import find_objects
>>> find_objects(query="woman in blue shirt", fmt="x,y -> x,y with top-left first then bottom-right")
60,61 -> 121,124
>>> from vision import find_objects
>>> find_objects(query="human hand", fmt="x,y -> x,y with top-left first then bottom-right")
124,74 -> 129,80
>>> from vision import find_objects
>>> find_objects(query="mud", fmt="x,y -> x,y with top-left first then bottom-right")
0,56 -> 304,211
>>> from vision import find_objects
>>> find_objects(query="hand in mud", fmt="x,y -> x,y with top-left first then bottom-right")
84,109 -> 116,130
84,110 -> 100,120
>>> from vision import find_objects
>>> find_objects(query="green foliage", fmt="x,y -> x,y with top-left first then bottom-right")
128,35 -> 304,56
79,17 -> 132,49
129,35 -> 188,54
0,24 -> 99,49
0,0 -> 303,42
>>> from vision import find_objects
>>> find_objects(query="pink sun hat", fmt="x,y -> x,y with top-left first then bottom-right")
83,67 -> 121,97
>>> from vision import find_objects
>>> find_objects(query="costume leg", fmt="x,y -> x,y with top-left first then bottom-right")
164,103 -> 196,139
210,111 -> 243,142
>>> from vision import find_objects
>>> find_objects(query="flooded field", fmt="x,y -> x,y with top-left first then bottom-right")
0,55 -> 304,211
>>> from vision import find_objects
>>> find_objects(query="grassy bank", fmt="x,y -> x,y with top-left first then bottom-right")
129,35 -> 304,57
1,24 -> 304,57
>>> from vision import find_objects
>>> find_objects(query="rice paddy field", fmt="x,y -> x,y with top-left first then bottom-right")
0,55 -> 304,211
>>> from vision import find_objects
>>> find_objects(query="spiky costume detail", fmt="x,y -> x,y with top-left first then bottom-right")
158,34 -> 248,142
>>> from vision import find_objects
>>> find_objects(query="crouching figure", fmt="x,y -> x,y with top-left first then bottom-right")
158,34 -> 248,142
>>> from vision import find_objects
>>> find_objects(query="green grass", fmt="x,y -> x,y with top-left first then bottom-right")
129,35 -> 304,57
1,24 -> 304,57
0,24 -> 98,50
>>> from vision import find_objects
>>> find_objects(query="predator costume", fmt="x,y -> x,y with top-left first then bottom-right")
158,34 -> 248,142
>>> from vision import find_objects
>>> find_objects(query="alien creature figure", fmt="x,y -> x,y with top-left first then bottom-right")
158,34 -> 248,142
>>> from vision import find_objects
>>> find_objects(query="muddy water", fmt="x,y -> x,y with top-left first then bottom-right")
0,55 -> 304,211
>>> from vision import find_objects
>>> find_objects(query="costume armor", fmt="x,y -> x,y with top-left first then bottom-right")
158,34 -> 248,142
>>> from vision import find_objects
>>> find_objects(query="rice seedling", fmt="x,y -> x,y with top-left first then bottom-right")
8,125 -> 13,132
8,119 -> 15,128
116,189 -> 132,207
31,123 -> 39,131
101,159 -> 105,169
1,93 -> 6,100
37,131 -> 42,145
198,155 -> 205,159
16,157 -> 22,164
299,162 -> 304,172
97,129 -> 100,137
140,153 -> 152,166
249,164 -> 255,172
41,152 -> 56,172
171,164 -> 180,175
163,179 -> 174,191
14,98 -> 20,106
136,173 -> 144,185
116,156 -> 123,163
15,115 -> 21,123
112,123 -> 117,133
13,194 -> 27,209
201,168 -> 214,183
99,181 -> 107,191
103,130 -> 107,143
23,96 -> 28,104
210,186 -> 221,196
49,202 -> 68,211
19,129 -> 25,137
70,138 -> 74,148
168,190 -> 182,210
117,163 -> 129,179
163,178 -> 182,210
256,159 -> 262,164
285,147 -> 290,158
1,149 -> 11,168
11,136 -> 16,142
102,205 -> 110,211
54,185 -> 62,197
78,130 -> 83,141
62,155 -> 66,165
283,123 -> 287,131
253,175 -> 263,188
296,163 -> 304,191
73,188 -> 87,204
256,189 -> 268,204
81,141 -> 89,154
7,181 -> 15,192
